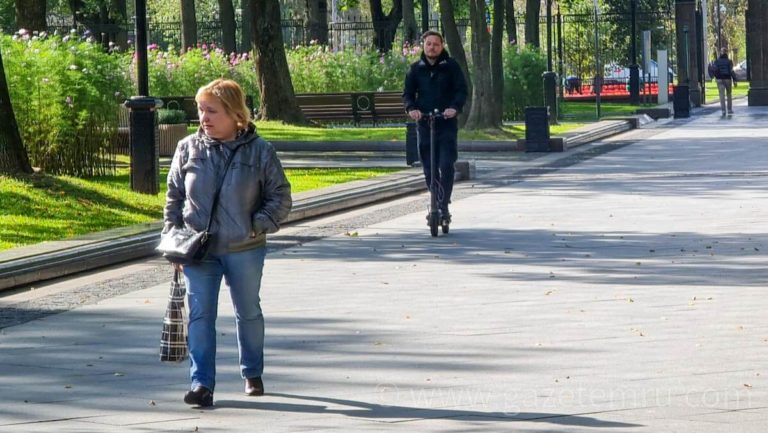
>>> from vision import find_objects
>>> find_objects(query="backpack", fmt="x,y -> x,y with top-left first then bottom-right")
714,58 -> 731,78
707,62 -> 718,79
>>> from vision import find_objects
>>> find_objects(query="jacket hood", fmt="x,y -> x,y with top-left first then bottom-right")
197,122 -> 258,150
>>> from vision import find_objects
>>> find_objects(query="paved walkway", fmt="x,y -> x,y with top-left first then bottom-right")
2,101 -> 768,432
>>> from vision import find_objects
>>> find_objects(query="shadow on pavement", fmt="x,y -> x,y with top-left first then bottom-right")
274,228 -> 768,288
215,392 -> 642,429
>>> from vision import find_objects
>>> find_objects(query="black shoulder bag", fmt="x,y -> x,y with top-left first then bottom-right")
157,144 -> 244,265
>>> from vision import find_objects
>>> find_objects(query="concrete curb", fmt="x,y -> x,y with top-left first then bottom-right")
0,169 -> 428,291
0,117 -> 641,291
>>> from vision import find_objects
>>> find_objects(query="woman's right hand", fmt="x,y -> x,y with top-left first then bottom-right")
173,263 -> 183,273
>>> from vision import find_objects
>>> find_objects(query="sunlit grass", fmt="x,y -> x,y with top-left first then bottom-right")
0,167 -> 399,251
704,80 -> 749,102
185,120 -> 585,143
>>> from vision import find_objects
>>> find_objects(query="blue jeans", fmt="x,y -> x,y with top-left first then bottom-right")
182,246 -> 267,391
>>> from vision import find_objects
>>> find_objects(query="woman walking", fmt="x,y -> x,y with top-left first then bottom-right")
162,79 -> 292,407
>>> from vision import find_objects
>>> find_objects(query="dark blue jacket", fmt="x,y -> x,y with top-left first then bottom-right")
402,50 -> 468,118
713,56 -> 734,80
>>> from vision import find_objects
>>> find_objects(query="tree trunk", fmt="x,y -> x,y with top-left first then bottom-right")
305,0 -> 329,44
181,0 -> 197,50
505,0 -> 517,44
252,0 -> 306,123
69,0 -> 84,27
439,0 -> 472,126
465,0 -> 499,130
525,0 -> 540,48
402,0 -> 420,45
218,0 -> 237,53
111,0 -> 128,49
15,0 -> 46,32
241,0 -> 254,52
370,0 -> 403,53
491,0 -> 504,125
0,48 -> 32,175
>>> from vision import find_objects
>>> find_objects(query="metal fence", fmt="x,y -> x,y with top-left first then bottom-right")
46,15 -> 470,52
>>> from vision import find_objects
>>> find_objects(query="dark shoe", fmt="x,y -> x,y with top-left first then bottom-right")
184,386 -> 214,407
439,206 -> 451,223
245,377 -> 264,396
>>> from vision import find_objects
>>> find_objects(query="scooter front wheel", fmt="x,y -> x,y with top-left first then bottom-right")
441,220 -> 449,234
429,213 -> 439,237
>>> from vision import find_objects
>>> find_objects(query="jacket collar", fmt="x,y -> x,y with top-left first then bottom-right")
197,122 -> 257,149
419,49 -> 451,67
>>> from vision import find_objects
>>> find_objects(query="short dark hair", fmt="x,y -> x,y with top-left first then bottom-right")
421,30 -> 444,43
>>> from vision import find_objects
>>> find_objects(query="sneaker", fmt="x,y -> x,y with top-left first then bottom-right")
184,386 -> 214,407
245,377 -> 264,396
728,110 -> 734,114
439,208 -> 451,223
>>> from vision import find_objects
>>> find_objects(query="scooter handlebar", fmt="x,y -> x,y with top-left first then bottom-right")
419,110 -> 444,120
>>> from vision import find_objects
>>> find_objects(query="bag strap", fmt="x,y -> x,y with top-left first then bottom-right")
205,142 -> 245,233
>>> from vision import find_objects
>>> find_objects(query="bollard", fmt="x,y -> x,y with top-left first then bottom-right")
405,122 -> 419,166
542,72 -> 558,125
524,106 -> 550,152
125,96 -> 162,194
673,84 -> 690,118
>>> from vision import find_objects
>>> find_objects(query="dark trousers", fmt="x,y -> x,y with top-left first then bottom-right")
417,121 -> 458,210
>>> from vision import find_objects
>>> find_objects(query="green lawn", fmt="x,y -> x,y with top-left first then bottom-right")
704,80 -> 750,102
560,101 -> 658,120
0,167 -> 399,251
187,121 -> 585,142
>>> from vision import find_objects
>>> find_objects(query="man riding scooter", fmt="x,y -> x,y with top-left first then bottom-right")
403,30 -> 468,224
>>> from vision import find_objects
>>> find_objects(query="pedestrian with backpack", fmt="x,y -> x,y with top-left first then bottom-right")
712,48 -> 737,117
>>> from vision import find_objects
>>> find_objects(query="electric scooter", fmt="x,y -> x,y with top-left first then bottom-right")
422,109 -> 450,237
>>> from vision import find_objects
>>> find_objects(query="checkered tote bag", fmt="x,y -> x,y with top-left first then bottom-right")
160,270 -> 188,363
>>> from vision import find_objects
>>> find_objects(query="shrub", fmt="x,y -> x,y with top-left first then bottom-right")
287,43 -> 420,93
145,44 -> 259,102
157,108 -> 187,124
2,30 -> 132,176
503,46 -> 548,121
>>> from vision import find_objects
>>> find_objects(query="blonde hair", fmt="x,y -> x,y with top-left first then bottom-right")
195,79 -> 251,129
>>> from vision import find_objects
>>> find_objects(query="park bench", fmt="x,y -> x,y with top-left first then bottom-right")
295,91 -> 407,126
157,95 -> 256,124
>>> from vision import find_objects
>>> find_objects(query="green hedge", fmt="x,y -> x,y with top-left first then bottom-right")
2,31 -> 131,176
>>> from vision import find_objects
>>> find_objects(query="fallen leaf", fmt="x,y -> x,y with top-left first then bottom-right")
744,383 -> 753,388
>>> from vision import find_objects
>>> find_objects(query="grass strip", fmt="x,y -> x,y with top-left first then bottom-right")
0,167 -> 399,251
187,121 -> 585,142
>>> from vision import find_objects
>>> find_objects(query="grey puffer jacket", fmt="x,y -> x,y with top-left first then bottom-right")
163,124 -> 292,254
